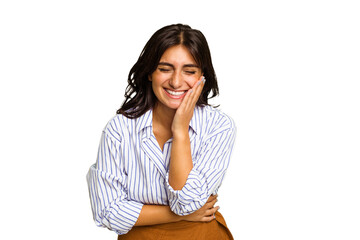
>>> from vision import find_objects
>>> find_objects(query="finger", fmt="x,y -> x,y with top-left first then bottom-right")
202,215 -> 215,222
181,76 -> 205,113
206,198 -> 218,208
212,206 -> 220,214
203,207 -> 219,222
206,194 -> 218,202
193,76 -> 205,99
176,86 -> 195,112
205,205 -> 219,215
195,76 -> 206,94
179,88 -> 193,108
188,76 -> 205,106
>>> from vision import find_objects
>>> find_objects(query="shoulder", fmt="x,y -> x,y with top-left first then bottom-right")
201,105 -> 235,129
102,113 -> 135,143
194,105 -> 236,136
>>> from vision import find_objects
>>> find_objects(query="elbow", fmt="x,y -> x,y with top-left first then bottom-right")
168,179 -> 186,191
169,196 -> 207,216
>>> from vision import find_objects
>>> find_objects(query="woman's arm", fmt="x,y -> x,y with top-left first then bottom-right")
134,205 -> 180,226
166,76 -> 236,216
168,77 -> 205,190
87,129 -> 146,235
134,194 -> 219,226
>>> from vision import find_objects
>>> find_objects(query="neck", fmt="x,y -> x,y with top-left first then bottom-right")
153,102 -> 176,130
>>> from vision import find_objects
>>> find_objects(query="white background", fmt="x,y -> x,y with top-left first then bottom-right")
1,0 -> 359,239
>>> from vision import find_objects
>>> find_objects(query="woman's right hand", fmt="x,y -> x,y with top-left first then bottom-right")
183,195 -> 219,222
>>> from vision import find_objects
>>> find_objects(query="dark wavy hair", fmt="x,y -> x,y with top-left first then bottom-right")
116,23 -> 219,118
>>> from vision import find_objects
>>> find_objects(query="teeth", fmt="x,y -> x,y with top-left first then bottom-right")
166,89 -> 185,96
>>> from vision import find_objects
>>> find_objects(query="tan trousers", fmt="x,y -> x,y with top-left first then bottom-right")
118,211 -> 233,240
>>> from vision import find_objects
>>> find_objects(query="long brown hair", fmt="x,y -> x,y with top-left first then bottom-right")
117,24 -> 219,118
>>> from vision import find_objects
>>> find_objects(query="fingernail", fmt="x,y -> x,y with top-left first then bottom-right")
202,76 -> 206,83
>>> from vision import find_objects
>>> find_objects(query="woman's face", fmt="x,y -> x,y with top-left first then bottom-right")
149,45 -> 202,110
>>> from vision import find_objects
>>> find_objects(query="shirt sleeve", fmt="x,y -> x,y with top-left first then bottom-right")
166,116 -> 236,216
86,130 -> 143,235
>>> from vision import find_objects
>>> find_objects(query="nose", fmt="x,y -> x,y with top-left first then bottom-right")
169,71 -> 182,89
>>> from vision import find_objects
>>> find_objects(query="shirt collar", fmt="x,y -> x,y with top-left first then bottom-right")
135,109 -> 153,138
136,106 -> 200,138
189,106 -> 200,135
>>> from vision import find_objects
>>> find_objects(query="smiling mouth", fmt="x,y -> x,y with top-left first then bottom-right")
164,88 -> 187,98
166,89 -> 185,95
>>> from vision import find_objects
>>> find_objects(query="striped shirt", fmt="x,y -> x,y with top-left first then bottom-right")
86,105 -> 236,235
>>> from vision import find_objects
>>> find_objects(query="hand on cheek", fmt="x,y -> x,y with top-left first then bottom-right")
171,76 -> 206,135
188,75 -> 206,104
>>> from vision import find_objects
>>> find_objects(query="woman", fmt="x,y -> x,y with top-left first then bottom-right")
87,23 -> 236,239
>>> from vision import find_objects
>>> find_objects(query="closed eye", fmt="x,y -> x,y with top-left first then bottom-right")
159,68 -> 171,72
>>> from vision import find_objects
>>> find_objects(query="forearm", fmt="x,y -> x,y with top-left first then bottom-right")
168,131 -> 193,190
134,205 -> 182,226
168,77 -> 204,191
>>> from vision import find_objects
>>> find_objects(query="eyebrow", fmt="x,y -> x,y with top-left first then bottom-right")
158,62 -> 200,68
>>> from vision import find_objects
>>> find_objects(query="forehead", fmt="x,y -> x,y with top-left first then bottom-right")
159,45 -> 197,65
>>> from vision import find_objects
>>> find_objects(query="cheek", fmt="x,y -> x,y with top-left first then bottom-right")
150,73 -> 164,86
151,76 -> 167,96
151,80 -> 161,93
186,75 -> 201,87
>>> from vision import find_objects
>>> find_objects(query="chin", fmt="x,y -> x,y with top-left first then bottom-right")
167,104 -> 181,109
162,98 -> 182,110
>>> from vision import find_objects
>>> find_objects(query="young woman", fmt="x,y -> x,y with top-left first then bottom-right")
87,24 -> 236,239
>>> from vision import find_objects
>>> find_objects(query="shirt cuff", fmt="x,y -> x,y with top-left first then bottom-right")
166,168 -> 208,216
102,200 -> 144,235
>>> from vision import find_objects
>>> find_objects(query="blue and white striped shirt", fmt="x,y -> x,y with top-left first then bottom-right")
86,105 -> 236,235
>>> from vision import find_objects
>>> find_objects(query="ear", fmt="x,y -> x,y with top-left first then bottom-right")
148,75 -> 152,81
